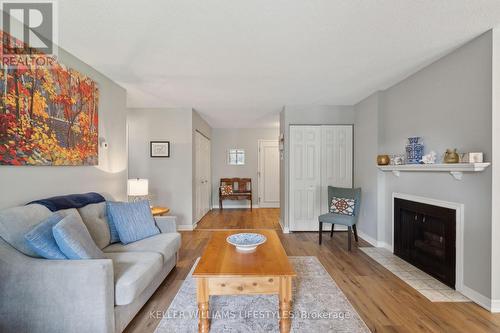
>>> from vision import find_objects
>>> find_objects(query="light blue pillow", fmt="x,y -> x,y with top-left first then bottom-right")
52,214 -> 105,259
106,200 -> 160,245
24,213 -> 67,260
106,207 -> 120,244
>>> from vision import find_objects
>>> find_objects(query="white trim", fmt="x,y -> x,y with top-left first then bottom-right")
258,202 -> 280,208
279,218 -> 290,234
382,242 -> 394,252
357,229 -> 392,249
356,230 -> 378,247
392,192 -> 464,293
177,224 -> 194,231
460,284 -> 498,312
357,229 -> 387,248
491,299 -> 500,313
378,163 -> 490,181
212,204 -> 259,209
258,139 -> 280,208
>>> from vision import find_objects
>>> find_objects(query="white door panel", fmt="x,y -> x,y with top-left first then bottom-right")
290,126 -> 321,231
290,125 -> 353,231
320,125 -> 353,230
258,140 -> 280,207
195,132 -> 211,223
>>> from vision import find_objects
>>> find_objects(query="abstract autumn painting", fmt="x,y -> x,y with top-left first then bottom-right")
0,32 -> 99,166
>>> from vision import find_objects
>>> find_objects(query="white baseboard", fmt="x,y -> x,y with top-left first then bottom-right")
382,242 -> 394,252
356,230 -> 393,251
491,299 -> 500,313
177,224 -> 194,231
460,284 -> 499,312
212,204 -> 259,209
356,230 -> 379,247
279,218 -> 290,233
259,203 -> 280,208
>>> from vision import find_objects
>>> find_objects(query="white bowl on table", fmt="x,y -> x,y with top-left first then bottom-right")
226,233 -> 267,252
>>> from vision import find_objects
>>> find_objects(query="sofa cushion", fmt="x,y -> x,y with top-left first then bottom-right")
103,233 -> 181,264
105,252 -> 163,306
0,204 -> 52,257
77,202 -> 111,249
53,214 -> 105,259
24,212 -> 67,259
106,201 -> 160,244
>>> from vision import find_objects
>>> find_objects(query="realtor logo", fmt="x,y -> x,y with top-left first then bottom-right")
1,1 -> 57,55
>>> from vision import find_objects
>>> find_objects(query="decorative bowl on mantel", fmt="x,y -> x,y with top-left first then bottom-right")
226,233 -> 267,252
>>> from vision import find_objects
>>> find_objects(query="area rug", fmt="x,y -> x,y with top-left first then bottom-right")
154,256 -> 370,332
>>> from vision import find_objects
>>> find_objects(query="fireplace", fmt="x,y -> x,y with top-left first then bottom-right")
394,198 -> 456,288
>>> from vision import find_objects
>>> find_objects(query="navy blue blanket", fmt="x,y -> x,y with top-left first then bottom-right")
27,192 -> 105,212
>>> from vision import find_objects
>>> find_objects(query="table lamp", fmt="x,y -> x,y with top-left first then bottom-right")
127,178 -> 149,202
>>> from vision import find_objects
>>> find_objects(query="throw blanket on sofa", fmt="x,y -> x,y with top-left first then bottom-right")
27,192 -> 105,212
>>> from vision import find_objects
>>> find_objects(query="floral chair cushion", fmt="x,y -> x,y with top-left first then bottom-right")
330,197 -> 356,216
220,185 -> 233,195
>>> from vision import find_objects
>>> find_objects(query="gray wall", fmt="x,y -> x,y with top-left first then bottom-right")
353,93 -> 383,242
279,105 -> 355,230
0,48 -> 127,209
127,108 -> 193,227
354,31 -> 494,299
211,128 -> 279,208
492,28 -> 500,302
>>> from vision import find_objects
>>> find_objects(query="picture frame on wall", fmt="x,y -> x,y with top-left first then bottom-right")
150,141 -> 170,158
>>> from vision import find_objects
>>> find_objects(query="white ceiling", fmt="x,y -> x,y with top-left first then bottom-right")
57,0 -> 500,128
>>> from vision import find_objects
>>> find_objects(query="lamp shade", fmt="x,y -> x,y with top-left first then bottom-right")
127,179 -> 149,196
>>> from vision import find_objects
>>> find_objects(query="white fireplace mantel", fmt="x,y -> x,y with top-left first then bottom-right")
378,162 -> 491,180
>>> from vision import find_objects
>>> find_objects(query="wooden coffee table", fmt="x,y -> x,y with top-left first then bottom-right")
193,229 -> 296,333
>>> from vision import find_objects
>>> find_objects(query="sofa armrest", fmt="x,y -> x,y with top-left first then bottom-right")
155,215 -> 177,233
0,238 -> 115,333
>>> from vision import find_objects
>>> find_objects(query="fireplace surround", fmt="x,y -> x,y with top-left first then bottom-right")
394,198 -> 456,287
391,193 -> 464,291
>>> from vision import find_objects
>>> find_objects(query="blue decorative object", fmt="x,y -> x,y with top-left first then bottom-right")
24,213 -> 67,259
52,214 -> 105,259
106,200 -> 160,245
226,233 -> 267,252
405,137 -> 424,164
27,192 -> 105,212
106,207 -> 121,244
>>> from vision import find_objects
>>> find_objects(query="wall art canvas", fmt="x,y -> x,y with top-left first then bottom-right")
0,31 -> 99,166
150,141 -> 170,157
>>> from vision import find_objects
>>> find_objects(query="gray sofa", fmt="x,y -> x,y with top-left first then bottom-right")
0,200 -> 181,333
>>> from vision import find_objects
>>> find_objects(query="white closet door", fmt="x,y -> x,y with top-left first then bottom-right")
203,137 -> 211,216
321,126 -> 353,227
195,132 -> 211,223
258,140 -> 280,208
289,126 -> 321,231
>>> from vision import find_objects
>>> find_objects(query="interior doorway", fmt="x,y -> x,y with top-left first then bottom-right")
194,131 -> 211,224
258,139 -> 280,208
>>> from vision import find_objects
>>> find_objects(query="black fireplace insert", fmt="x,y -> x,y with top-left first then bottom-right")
394,198 -> 456,288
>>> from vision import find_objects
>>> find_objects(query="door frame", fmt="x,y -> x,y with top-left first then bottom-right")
258,139 -> 280,208
194,130 -> 211,224
288,124 -> 354,231
288,126 -> 322,231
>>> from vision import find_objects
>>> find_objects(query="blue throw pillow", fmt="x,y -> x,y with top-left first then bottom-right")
106,200 -> 160,245
106,207 -> 120,244
52,214 -> 105,259
24,213 -> 67,260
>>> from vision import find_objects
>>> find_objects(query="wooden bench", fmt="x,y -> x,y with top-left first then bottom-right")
219,178 -> 252,210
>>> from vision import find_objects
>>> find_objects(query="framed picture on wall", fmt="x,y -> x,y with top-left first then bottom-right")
150,141 -> 170,157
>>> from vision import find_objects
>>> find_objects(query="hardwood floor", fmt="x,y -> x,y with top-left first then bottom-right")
195,208 -> 281,230
124,208 -> 500,333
